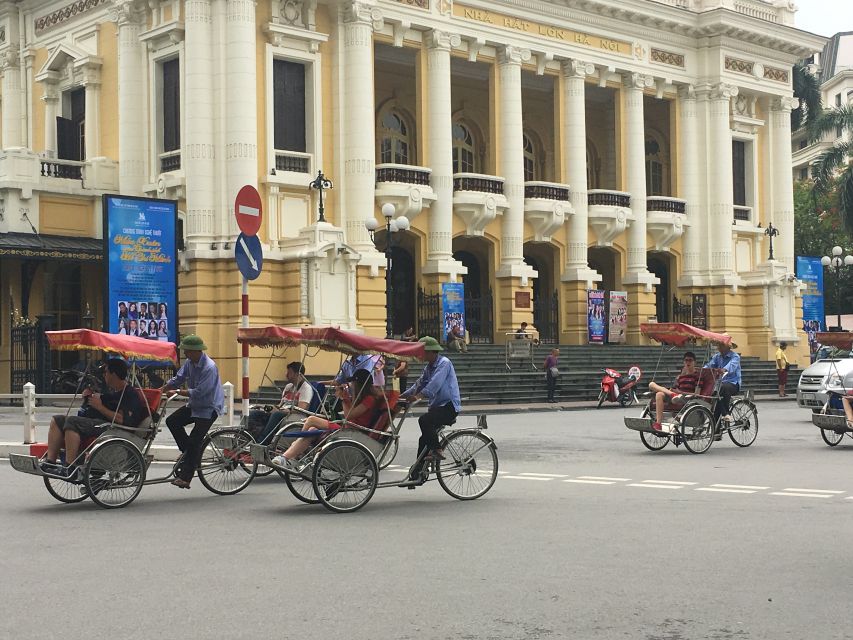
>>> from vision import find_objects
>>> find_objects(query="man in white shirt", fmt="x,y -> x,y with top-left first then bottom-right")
253,361 -> 316,443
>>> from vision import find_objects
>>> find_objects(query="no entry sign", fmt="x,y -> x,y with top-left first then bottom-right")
234,185 -> 262,236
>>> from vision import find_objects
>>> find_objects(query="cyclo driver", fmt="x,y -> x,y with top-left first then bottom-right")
400,336 -> 461,485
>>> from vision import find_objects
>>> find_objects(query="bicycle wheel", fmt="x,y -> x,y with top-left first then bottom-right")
639,406 -> 669,451
679,404 -> 714,454
821,428 -> 844,447
312,441 -> 378,513
285,467 -> 320,504
376,434 -> 399,470
270,423 -> 305,481
197,428 -> 256,496
436,430 -> 498,500
84,440 -> 146,509
728,400 -> 758,447
43,475 -> 88,504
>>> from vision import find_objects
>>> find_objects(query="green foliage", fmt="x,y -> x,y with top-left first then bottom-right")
792,63 -> 822,131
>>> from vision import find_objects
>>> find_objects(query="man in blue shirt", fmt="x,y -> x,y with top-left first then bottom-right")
401,336 -> 461,483
704,338 -> 742,427
162,334 -> 224,489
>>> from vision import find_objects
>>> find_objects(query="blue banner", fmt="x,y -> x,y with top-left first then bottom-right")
587,289 -> 607,344
103,195 -> 178,346
796,256 -> 825,353
441,282 -> 465,344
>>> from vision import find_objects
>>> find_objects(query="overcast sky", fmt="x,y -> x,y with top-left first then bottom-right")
794,0 -> 853,36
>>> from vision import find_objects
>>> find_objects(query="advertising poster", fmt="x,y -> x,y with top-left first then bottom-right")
691,294 -> 707,330
796,256 -> 825,354
607,291 -> 628,343
103,195 -> 178,345
441,282 -> 465,343
587,289 -> 607,344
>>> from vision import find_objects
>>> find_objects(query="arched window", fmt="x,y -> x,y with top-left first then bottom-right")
645,138 -> 664,196
523,133 -> 537,182
452,122 -> 477,173
379,110 -> 410,165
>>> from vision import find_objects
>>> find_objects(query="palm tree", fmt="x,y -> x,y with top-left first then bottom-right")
809,105 -> 853,236
792,62 -> 822,132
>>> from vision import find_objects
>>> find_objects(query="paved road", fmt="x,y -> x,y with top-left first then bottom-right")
1,402 -> 851,640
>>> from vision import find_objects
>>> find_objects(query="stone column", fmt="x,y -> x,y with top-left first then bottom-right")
225,0 -> 258,243
83,72 -> 101,160
114,0 -> 146,193
341,1 -> 382,254
183,0 -> 216,248
422,29 -> 464,280
707,83 -> 738,278
677,84 -> 701,281
1,49 -> 23,149
770,96 -> 797,271
42,82 -> 59,157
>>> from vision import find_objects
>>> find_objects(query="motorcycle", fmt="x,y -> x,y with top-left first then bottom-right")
597,366 -> 643,408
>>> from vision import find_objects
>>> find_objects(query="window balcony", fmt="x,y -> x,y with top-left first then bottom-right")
159,150 -> 181,173
0,150 -> 118,201
40,159 -> 83,181
647,196 -> 688,251
733,205 -> 753,222
274,150 -> 311,174
374,163 -> 436,221
587,189 -> 632,247
524,181 -> 572,242
453,173 -> 508,237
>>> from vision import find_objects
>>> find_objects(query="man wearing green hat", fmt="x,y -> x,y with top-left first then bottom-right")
400,336 -> 461,483
162,334 -> 224,488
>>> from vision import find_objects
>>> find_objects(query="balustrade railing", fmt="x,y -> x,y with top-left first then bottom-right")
524,181 -> 571,201
159,150 -> 181,173
453,173 -> 505,195
274,150 -> 311,174
733,206 -> 753,222
588,189 -> 631,208
40,159 -> 83,181
376,163 -> 431,186
647,196 -> 687,214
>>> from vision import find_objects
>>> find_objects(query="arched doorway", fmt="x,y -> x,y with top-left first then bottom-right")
377,230 -> 417,337
453,237 -> 494,343
587,247 -> 619,293
647,253 -> 673,322
524,242 -> 559,343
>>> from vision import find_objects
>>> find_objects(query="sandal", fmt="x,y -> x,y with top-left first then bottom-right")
171,478 -> 191,489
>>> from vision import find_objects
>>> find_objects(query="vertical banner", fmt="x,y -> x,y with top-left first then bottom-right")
607,291 -> 628,343
587,289 -> 607,344
103,195 -> 179,346
796,256 -> 825,356
441,282 -> 465,343
691,294 -> 707,330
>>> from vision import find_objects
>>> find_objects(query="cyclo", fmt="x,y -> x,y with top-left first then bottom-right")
237,325 -> 499,513
623,323 -> 759,454
9,329 -> 257,508
810,331 -> 853,447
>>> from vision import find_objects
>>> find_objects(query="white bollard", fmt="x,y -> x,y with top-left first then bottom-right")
22,382 -> 36,444
223,382 -> 234,427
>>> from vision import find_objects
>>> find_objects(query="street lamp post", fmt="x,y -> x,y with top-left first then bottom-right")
820,245 -> 853,331
365,203 -> 410,338
308,170 -> 333,223
764,222 -> 779,261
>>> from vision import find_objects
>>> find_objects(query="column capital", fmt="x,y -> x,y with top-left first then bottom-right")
770,95 -> 799,112
110,0 -> 146,27
560,58 -> 594,79
342,1 -> 384,31
497,45 -> 531,66
0,48 -> 19,72
621,71 -> 653,91
710,82 -> 739,101
426,29 -> 460,51
676,83 -> 696,100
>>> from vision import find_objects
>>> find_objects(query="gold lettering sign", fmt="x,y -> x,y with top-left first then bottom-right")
454,4 -> 632,57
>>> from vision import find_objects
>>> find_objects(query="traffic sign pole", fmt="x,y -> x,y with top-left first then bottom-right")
242,277 -> 250,420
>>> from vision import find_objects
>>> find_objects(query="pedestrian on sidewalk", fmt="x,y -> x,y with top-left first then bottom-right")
544,348 -> 560,402
393,358 -> 408,392
162,335 -> 224,489
775,342 -> 790,398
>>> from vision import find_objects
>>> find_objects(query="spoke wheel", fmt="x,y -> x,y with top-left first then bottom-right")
376,434 -> 399,470
619,391 -> 635,407
43,475 -> 88,504
197,428 -> 255,496
312,441 -> 378,513
84,440 -> 146,509
728,400 -> 759,447
270,423 -> 305,481
821,428 -> 844,447
679,404 -> 714,454
639,405 -> 669,451
437,431 -> 498,500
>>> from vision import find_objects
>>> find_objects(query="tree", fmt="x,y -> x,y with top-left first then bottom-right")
808,104 -> 853,238
792,62 -> 822,132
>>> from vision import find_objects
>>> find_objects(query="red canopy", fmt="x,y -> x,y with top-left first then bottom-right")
238,325 -> 426,361
640,322 -> 732,347
816,332 -> 853,350
46,329 -> 178,363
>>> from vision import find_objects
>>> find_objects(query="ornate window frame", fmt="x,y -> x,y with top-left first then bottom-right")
375,101 -> 416,166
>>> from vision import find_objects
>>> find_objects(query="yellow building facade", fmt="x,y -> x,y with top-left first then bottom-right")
0,0 -> 826,390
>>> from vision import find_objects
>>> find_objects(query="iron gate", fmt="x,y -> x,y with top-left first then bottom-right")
465,289 -> 494,344
417,287 -> 441,340
10,315 -> 54,393
533,291 -> 559,344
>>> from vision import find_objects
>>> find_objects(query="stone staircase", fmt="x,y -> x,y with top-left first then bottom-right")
252,343 -> 799,406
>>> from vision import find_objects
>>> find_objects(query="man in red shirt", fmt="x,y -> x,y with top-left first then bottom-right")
648,351 -> 699,432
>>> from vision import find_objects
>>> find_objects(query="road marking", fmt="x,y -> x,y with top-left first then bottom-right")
782,488 -> 844,494
564,479 -> 615,485
642,480 -> 698,486
770,492 -> 833,498
577,476 -> 630,482
628,483 -> 683,490
710,484 -> 770,491
503,475 -> 553,481
696,487 -> 756,494
519,472 -> 568,478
